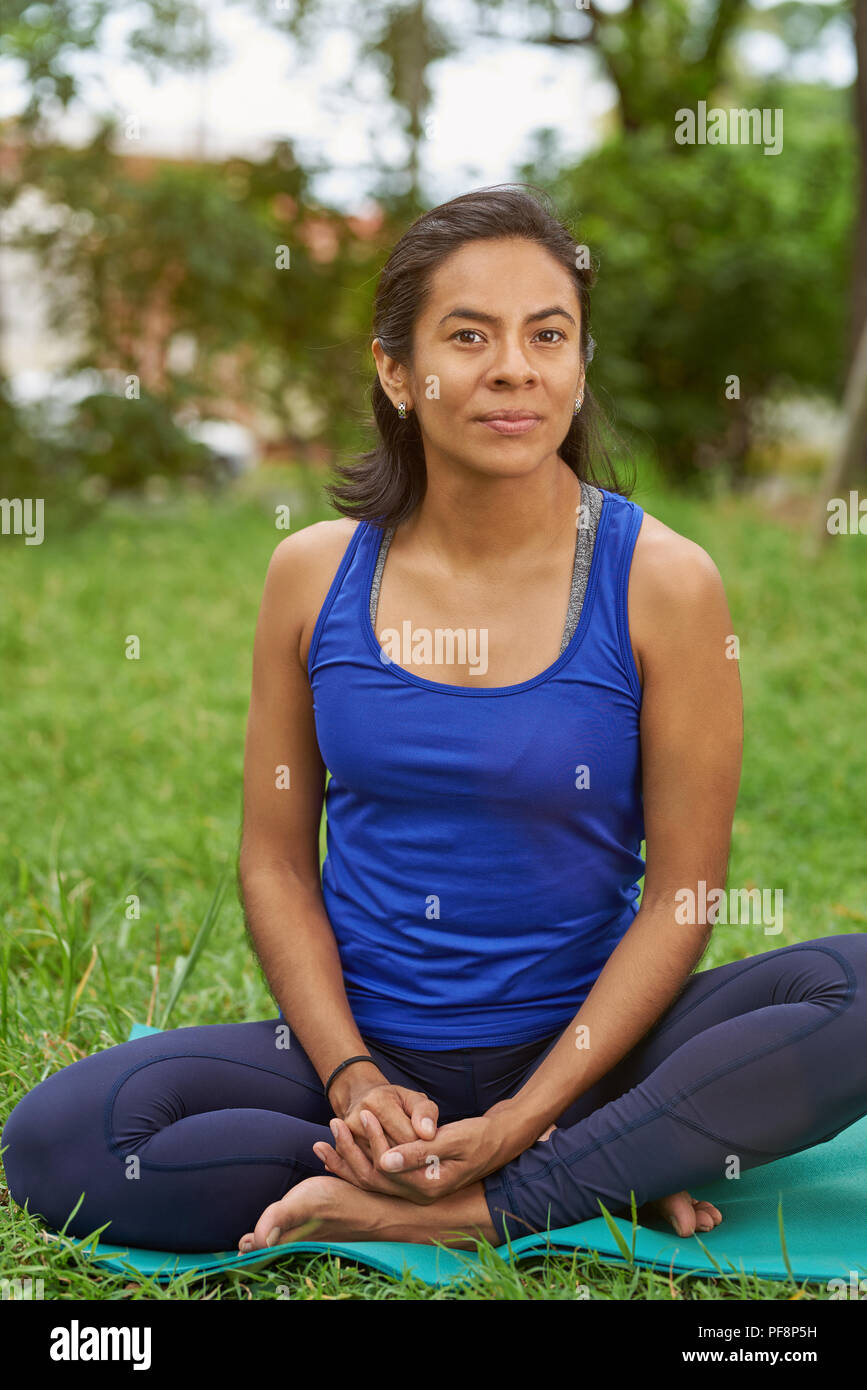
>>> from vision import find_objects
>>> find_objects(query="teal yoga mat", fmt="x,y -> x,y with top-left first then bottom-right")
65,1022 -> 867,1288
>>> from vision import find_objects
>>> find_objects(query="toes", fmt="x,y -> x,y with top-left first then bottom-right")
249,1200 -> 290,1250
238,1222 -> 281,1253
246,1176 -> 338,1251
666,1192 -> 698,1236
643,1191 -> 723,1238
692,1199 -> 722,1229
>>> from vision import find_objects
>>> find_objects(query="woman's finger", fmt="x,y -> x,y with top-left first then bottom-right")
312,1139 -> 352,1182
360,1110 -> 428,1184
321,1120 -> 424,1197
330,1117 -> 379,1184
333,1121 -> 396,1192
362,1093 -> 418,1146
357,1111 -> 443,1201
360,1108 -> 399,1163
376,1134 -> 445,1175
409,1095 -> 438,1140
339,1109 -> 376,1154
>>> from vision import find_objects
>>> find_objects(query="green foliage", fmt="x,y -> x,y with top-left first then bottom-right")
4,125 -> 392,492
541,83 -> 853,484
67,389 -> 212,489
1,2 -> 856,497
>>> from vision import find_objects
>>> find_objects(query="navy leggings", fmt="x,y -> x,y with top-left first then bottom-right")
4,933 -> 867,1251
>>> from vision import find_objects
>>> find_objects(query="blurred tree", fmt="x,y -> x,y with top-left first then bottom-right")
476,0 -> 848,138
1,0 -> 858,496
0,1 -> 392,491
0,0 -> 241,492
260,0 -> 856,485
853,0 -> 867,359
259,0 -> 454,214
540,83 -> 852,486
4,120 -> 392,489
1,0 -> 221,135
815,0 -> 867,539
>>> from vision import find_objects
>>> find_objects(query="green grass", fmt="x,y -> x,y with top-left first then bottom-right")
1,463 -> 865,1300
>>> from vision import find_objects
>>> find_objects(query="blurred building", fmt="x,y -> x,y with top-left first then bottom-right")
0,127 -> 383,467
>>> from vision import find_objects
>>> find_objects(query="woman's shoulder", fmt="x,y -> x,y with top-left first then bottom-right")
631,504 -> 723,593
625,502 -> 731,670
269,515 -> 362,580
263,517 -> 364,669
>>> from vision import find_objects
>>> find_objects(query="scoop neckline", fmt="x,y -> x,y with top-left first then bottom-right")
360,489 -> 610,697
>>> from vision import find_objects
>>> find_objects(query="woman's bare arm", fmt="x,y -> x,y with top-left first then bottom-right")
238,520 -> 437,1141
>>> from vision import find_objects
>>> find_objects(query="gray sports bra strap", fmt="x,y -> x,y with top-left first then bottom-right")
369,481 -> 604,650
369,524 -> 395,626
560,480 -> 603,652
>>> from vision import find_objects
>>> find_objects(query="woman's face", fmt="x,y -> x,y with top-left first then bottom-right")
378,236 -> 585,483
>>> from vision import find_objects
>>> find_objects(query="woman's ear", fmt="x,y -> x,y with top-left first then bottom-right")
372,338 -> 413,412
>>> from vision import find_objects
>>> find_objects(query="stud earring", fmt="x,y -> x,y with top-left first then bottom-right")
397,401 -> 407,418
574,396 -> 583,416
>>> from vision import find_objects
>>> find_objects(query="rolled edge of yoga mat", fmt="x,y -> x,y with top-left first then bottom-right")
79,1236 -> 474,1287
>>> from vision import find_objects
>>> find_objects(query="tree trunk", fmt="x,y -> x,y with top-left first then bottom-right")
813,311 -> 867,548
852,0 -> 867,364
813,0 -> 867,546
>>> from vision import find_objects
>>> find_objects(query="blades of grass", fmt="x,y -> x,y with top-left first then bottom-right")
16,847 -> 30,899
57,1190 -> 87,1238
692,1233 -> 724,1275
465,1233 -> 528,1296
91,876 -> 146,939
167,952 -> 188,1002
777,1194 -> 796,1287
66,1221 -> 115,1253
30,894 -> 71,1034
629,1188 -> 638,1261
0,851 -> 30,1043
48,821 -> 77,1031
158,866 -> 230,1030
67,942 -> 98,1030
95,942 -> 124,1041
145,927 -> 160,1029
0,921 -> 9,1045
596,1199 -> 634,1266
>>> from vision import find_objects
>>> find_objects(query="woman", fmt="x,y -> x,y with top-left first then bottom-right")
4,185 -> 867,1259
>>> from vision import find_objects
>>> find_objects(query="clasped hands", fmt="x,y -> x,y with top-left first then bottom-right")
313,1081 -> 538,1205
313,1079 -> 724,1241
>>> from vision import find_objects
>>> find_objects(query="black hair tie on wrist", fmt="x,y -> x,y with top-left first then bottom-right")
324,1054 -> 375,1100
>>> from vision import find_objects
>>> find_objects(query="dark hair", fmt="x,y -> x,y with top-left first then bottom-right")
327,183 -> 634,527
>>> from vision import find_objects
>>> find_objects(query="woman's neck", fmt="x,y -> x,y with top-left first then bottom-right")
401,455 -> 582,569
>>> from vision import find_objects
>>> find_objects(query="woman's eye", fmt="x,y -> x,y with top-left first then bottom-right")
449,328 -> 566,344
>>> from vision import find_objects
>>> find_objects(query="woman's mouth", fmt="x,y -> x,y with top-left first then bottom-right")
477,414 -> 541,435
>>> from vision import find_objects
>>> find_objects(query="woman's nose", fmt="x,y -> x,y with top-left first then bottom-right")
487,337 -> 538,383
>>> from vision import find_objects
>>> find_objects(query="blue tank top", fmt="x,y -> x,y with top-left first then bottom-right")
308,487 -> 646,1048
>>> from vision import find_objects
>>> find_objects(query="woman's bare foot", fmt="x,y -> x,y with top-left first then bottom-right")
645,1190 -> 723,1237
238,1127 -> 722,1255
238,1175 -> 499,1253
